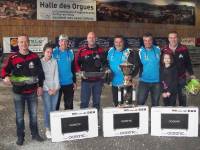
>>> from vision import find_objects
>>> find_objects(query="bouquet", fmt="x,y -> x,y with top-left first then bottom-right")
185,79 -> 200,95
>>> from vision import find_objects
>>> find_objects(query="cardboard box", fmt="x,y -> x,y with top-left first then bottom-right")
151,107 -> 199,137
50,108 -> 98,142
103,106 -> 149,137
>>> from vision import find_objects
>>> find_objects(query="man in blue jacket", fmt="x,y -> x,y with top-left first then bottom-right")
53,34 -> 76,110
137,32 -> 161,106
107,35 -> 139,106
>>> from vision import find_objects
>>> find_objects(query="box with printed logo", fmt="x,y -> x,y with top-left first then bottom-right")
50,108 -> 98,142
151,107 -> 199,137
103,106 -> 149,137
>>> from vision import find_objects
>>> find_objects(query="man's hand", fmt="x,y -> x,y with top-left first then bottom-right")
124,76 -> 131,81
37,87 -> 43,96
190,75 -> 196,79
105,69 -> 111,74
81,71 -> 87,79
132,79 -> 138,88
3,76 -> 11,85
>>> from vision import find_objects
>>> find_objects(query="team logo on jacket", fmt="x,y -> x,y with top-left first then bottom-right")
84,56 -> 89,59
16,64 -> 22,68
29,61 -> 35,69
95,54 -> 100,59
179,54 -> 183,59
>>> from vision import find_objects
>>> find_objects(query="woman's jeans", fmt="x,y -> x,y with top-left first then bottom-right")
42,91 -> 59,129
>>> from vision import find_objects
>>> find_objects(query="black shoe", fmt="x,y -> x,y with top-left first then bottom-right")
32,135 -> 44,142
16,137 -> 24,146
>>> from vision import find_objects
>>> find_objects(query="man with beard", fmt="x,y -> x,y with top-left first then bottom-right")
107,35 -> 139,106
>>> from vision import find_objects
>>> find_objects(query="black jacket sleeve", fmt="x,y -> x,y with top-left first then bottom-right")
1,55 -> 13,78
184,50 -> 194,75
160,67 -> 164,92
36,57 -> 45,87
128,49 -> 140,77
100,50 -> 109,71
167,66 -> 178,93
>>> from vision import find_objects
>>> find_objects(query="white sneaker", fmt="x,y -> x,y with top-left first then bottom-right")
45,130 -> 51,139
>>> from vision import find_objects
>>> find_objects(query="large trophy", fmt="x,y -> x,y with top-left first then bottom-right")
118,51 -> 136,107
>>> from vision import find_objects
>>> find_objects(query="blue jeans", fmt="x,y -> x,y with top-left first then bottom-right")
80,80 -> 103,110
177,78 -> 187,106
42,91 -> 59,129
13,92 -> 39,138
137,81 -> 160,106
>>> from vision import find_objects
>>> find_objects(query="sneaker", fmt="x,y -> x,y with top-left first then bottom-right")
16,137 -> 24,146
32,134 -> 44,142
45,130 -> 51,139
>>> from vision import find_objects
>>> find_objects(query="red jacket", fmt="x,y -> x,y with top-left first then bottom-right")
75,45 -> 107,81
1,51 -> 45,94
162,44 -> 194,79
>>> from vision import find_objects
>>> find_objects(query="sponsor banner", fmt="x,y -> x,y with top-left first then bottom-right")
181,37 -> 196,46
3,37 -> 48,53
37,0 -> 96,21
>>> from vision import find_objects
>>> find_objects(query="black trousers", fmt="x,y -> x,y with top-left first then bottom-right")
112,86 -> 133,107
56,84 -> 74,110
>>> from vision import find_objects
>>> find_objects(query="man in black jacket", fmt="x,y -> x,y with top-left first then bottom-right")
1,35 -> 45,145
75,32 -> 107,110
162,31 -> 196,106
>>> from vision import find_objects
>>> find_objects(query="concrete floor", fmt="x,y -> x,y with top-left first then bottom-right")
0,66 -> 200,150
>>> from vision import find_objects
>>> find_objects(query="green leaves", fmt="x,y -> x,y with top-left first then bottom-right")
185,79 -> 200,95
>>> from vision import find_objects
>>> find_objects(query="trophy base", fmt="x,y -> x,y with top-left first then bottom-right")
123,84 -> 133,87
117,103 -> 136,108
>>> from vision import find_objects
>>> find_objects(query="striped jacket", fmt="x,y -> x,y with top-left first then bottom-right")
1,51 -> 45,94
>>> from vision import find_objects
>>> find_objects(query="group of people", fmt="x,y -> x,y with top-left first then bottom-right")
1,31 -> 195,145
138,32 -> 195,107
107,31 -> 195,108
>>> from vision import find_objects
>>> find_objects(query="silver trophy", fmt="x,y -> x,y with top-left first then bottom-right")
117,51 -> 136,107
120,61 -> 133,86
